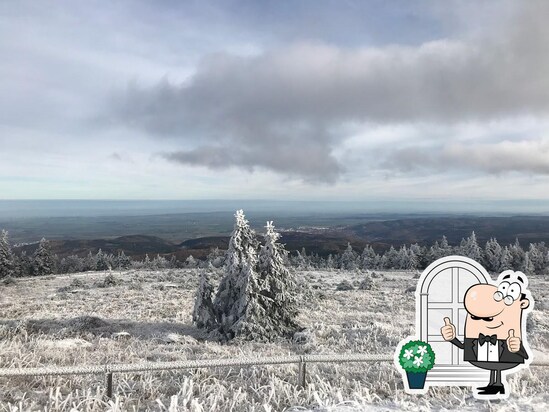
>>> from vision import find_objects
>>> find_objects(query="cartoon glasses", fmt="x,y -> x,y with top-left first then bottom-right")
493,281 -> 522,306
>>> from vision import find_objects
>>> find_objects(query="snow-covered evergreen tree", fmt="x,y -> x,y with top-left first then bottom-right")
397,245 -> 411,269
115,251 -> 131,269
509,239 -> 525,269
485,238 -> 503,272
499,246 -> 512,271
360,245 -> 377,269
32,238 -> 55,276
228,245 -> 268,339
339,242 -> 358,270
383,246 -> 399,269
185,255 -> 197,268
528,243 -> 546,276
95,249 -> 111,271
325,254 -> 335,271
192,272 -> 217,330
213,209 -> 260,338
207,247 -> 225,268
0,230 -> 15,278
522,251 -> 534,275
409,244 -> 423,268
254,221 -> 299,338
15,251 -> 32,277
83,251 -> 96,271
459,231 -> 483,262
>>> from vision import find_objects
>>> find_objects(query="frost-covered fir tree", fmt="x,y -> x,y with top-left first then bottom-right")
459,231 -> 483,262
33,238 -> 55,276
409,243 -> 424,268
0,230 -> 15,278
95,249 -> 111,271
499,246 -> 512,271
213,209 -> 260,338
230,245 -> 268,339
115,251 -> 131,269
509,239 -> 525,269
339,242 -> 358,270
325,254 -> 335,271
485,238 -> 503,272
254,221 -> 299,338
384,246 -> 399,269
360,245 -> 377,269
528,243 -> 546,276
397,245 -> 411,269
192,272 -> 217,330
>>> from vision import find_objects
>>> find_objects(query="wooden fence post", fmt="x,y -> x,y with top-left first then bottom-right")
297,356 -> 306,388
106,372 -> 113,399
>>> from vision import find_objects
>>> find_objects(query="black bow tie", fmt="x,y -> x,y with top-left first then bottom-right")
478,333 -> 498,345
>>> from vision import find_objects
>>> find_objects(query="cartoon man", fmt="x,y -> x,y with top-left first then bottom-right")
440,270 -> 532,396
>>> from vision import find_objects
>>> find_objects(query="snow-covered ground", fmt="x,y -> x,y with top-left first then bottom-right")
0,268 -> 548,411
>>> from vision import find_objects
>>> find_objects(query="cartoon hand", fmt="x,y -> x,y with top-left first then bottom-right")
507,329 -> 521,353
441,317 -> 456,341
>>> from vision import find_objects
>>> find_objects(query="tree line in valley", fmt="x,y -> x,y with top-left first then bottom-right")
2,221 -> 549,280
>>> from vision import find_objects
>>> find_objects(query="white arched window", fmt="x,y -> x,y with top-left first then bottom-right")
417,256 -> 492,385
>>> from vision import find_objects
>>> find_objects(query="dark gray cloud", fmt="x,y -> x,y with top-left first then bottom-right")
108,1 -> 549,182
379,139 -> 549,175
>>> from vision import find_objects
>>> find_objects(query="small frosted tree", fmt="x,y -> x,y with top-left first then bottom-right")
508,238 -> 525,269
254,221 -> 299,338
360,245 -> 377,269
499,246 -> 512,271
384,246 -> 399,269
192,272 -> 217,330
0,230 -> 15,278
213,209 -> 260,338
340,242 -> 358,270
115,251 -> 132,269
485,238 -> 503,272
459,231 -> 483,262
33,238 -> 55,276
95,249 -> 111,271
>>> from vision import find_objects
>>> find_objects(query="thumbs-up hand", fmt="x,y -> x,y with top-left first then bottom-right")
441,317 -> 456,341
507,329 -> 521,353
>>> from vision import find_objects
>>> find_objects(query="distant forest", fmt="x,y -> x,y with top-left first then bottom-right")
2,229 -> 548,279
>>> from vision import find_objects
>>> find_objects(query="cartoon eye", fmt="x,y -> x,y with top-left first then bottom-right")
497,281 -> 510,295
507,282 -> 521,301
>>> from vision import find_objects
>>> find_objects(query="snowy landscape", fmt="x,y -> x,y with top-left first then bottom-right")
1,267 -> 548,411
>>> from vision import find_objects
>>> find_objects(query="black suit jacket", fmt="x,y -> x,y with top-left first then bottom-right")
450,337 -> 529,363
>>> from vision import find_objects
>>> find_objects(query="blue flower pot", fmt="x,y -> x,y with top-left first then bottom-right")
406,371 -> 427,389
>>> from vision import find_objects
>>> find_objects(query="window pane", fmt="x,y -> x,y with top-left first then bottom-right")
458,308 -> 467,337
427,268 -> 453,302
428,308 -> 453,336
458,268 -> 482,303
429,341 -> 453,365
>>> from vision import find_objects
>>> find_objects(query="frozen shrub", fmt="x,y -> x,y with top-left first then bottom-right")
336,280 -> 354,291
96,273 -> 119,288
1,275 -> 16,286
358,273 -> 375,290
371,271 -> 383,279
192,272 -> 216,330
293,328 -> 315,345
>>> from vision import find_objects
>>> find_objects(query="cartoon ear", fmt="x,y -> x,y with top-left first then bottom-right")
520,298 -> 530,309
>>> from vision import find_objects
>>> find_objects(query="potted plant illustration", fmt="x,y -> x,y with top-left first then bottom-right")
397,340 -> 436,390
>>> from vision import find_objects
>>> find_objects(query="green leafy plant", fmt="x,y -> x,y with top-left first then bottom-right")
398,340 -> 435,372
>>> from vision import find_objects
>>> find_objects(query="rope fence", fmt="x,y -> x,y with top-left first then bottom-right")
0,354 -> 547,399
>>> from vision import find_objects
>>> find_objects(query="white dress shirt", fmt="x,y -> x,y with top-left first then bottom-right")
477,339 -> 499,362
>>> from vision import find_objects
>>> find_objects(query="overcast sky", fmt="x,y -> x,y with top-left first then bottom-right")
1,0 -> 549,203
